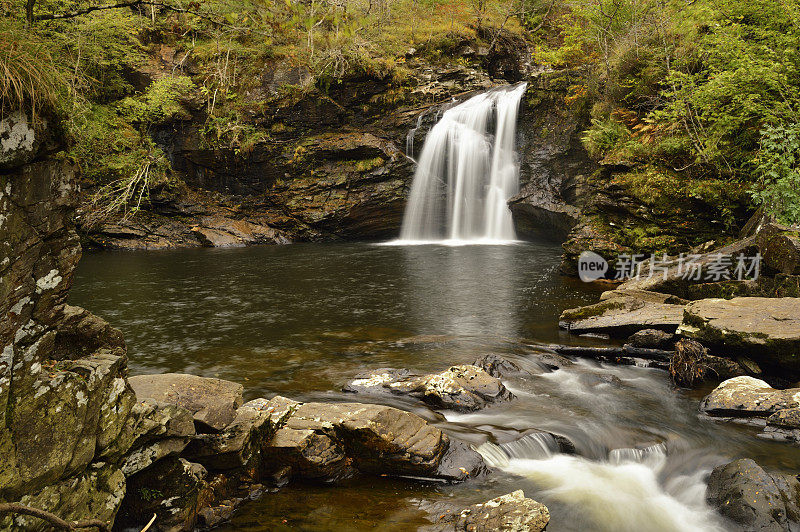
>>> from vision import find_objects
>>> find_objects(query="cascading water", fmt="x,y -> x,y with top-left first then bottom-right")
397,83 -> 527,244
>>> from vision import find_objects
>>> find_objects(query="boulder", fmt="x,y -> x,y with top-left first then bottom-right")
627,329 -> 675,349
559,289 -> 686,337
706,459 -> 800,531
184,398 -> 277,471
128,373 -> 244,432
756,222 -> 800,275
678,297 -> 800,371
700,377 -> 800,417
344,365 -> 514,412
446,490 -> 550,532
472,354 -> 526,378
261,396 -> 487,482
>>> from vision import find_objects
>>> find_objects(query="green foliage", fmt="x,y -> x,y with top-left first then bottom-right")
118,76 -> 195,125
0,19 -> 72,120
751,124 -> 800,225
582,117 -> 629,159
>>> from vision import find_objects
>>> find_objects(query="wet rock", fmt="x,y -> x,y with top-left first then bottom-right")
560,289 -> 686,337
762,408 -> 800,443
756,222 -> 800,275
442,490 -> 550,532
706,459 -> 800,531
128,373 -> 244,432
191,216 -> 289,248
700,377 -> 800,417
261,396 -> 487,483
117,457 -> 209,532
678,297 -> 800,372
472,354 -> 525,378
628,329 -> 675,349
344,365 -> 514,412
510,69 -> 595,242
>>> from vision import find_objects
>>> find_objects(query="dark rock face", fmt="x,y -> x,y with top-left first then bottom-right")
706,459 -> 800,531
0,128 -> 137,528
344,364 -> 514,412
510,70 -> 595,241
118,457 -> 209,531
128,373 -> 244,432
472,354 -> 526,378
261,396 -> 487,483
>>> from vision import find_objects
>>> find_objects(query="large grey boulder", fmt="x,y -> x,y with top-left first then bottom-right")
706,459 -> 800,531
678,297 -> 800,371
559,289 -> 686,337
261,396 -> 486,483
128,373 -> 244,432
343,364 -> 513,412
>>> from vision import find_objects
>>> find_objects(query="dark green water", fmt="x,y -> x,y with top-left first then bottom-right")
70,242 -> 800,531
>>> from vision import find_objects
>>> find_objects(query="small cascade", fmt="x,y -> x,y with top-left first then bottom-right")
475,432 -> 559,467
397,83 -> 527,243
608,443 -> 667,464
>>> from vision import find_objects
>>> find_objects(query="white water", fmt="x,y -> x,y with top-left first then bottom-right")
476,438 -> 725,532
396,83 -> 527,244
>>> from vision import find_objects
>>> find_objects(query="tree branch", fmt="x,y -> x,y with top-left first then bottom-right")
0,503 -> 109,532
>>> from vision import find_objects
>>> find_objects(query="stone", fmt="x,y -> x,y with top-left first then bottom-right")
756,222 -> 800,275
559,289 -> 686,337
472,354 -> 526,378
700,376 -> 800,417
449,490 -> 550,532
613,237 -> 759,298
678,297 -> 800,371
261,396 -> 487,483
116,457 -> 209,532
706,459 -> 800,531
184,398 -> 277,471
344,365 -> 514,412
627,328 -> 675,349
128,373 -> 244,432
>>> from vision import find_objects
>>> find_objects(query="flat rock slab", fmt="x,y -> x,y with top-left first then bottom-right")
128,373 -> 243,432
678,297 -> 800,370
344,364 -> 513,412
559,290 -> 686,337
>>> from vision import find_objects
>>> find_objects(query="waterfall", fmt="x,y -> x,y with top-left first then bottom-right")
397,83 -> 527,244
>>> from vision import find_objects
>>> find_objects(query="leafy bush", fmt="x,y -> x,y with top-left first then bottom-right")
751,124 -> 800,225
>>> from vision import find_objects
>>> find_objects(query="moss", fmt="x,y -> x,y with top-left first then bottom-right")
560,299 -> 626,321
